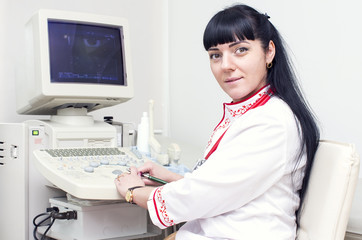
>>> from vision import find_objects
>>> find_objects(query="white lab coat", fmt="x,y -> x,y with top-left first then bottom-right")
147,94 -> 305,240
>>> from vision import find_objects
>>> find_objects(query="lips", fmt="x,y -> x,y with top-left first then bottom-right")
225,77 -> 242,83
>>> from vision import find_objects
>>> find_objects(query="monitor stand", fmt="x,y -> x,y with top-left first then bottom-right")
50,107 -> 94,126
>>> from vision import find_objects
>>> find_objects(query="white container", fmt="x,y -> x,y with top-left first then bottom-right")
137,112 -> 150,154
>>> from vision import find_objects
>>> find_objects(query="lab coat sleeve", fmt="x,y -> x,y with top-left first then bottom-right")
147,103 -> 301,228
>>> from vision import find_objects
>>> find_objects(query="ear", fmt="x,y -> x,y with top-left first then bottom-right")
266,40 -> 276,63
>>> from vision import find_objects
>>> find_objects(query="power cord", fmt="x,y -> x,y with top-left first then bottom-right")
33,207 -> 77,240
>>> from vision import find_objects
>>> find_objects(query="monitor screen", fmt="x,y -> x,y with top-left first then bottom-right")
48,21 -> 126,85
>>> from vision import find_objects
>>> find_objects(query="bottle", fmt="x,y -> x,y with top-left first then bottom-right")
137,112 -> 150,153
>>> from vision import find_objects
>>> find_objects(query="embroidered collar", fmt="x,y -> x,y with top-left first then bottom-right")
223,85 -> 273,121
202,85 -> 273,162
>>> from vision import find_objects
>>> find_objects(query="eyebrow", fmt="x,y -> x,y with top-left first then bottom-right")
229,40 -> 249,47
207,40 -> 249,51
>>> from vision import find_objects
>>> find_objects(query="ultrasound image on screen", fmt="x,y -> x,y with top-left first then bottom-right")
48,21 -> 126,85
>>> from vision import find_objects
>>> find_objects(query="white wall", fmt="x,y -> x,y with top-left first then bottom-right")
0,0 -> 168,132
167,0 -> 362,174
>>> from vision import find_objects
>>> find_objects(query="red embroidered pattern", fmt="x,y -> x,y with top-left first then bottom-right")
206,93 -> 262,149
226,92 -> 265,117
206,118 -> 230,148
153,187 -> 175,227
226,102 -> 253,117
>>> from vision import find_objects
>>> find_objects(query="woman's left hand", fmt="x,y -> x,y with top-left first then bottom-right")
114,166 -> 145,197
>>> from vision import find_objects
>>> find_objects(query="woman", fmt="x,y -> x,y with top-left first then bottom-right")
115,4 -> 319,239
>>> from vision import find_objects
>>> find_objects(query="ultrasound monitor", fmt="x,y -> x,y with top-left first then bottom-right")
17,9 -> 133,115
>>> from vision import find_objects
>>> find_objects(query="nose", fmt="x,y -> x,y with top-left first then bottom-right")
221,54 -> 236,71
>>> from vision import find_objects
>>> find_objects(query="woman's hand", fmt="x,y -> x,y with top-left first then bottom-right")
138,161 -> 184,185
114,166 -> 145,197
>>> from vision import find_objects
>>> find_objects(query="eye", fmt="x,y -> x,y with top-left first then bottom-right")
235,47 -> 248,54
209,53 -> 221,60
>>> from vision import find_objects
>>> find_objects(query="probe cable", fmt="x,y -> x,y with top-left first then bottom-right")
33,208 -> 57,240
33,207 -> 77,240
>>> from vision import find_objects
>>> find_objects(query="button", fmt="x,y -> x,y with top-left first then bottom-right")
100,159 -> 109,165
112,169 -> 123,175
84,166 -> 94,173
118,160 -> 127,166
90,161 -> 100,168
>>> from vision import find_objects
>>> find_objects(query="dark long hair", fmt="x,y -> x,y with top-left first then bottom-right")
203,4 -> 320,225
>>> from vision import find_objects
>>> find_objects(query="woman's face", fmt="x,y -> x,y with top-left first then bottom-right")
207,39 -> 275,102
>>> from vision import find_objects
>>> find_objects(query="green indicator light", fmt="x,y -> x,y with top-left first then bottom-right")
32,130 -> 39,136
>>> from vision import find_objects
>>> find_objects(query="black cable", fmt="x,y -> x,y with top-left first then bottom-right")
41,218 -> 56,240
33,207 -> 77,240
33,212 -> 52,240
51,211 -> 77,220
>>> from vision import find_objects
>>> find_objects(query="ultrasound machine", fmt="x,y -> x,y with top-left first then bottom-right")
0,9 -> 163,240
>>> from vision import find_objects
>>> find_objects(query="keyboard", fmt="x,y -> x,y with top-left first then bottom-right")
33,147 -> 147,200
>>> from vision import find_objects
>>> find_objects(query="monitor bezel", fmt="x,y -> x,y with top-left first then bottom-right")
17,9 -> 134,115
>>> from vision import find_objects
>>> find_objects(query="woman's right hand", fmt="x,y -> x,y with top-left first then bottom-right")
137,161 -> 183,185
